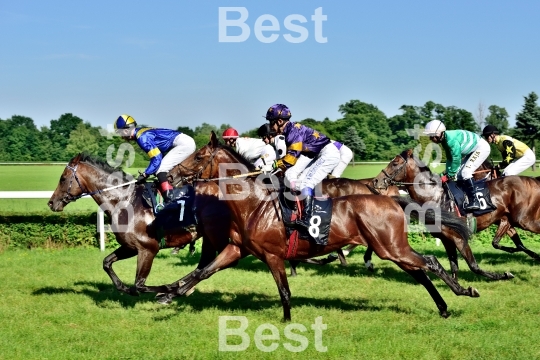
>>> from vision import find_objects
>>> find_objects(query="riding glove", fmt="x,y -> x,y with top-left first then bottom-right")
136,172 -> 148,184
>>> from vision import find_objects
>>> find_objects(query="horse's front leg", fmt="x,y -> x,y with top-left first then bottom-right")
103,245 -> 138,295
265,253 -> 292,322
157,244 -> 246,305
132,248 -> 176,295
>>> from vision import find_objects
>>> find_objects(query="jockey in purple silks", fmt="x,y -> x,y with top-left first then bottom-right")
265,104 -> 341,231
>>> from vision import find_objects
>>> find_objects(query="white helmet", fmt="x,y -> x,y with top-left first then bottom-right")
423,120 -> 446,136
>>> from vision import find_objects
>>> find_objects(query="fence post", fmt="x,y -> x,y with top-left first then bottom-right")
97,207 -> 105,252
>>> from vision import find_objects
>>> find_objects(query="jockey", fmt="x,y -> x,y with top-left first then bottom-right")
258,123 -> 352,178
114,114 -> 196,204
424,120 -> 490,211
257,123 -> 287,161
222,127 -> 276,171
265,104 -> 341,231
482,125 -> 536,176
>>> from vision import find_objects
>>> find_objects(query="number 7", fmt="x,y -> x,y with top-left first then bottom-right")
178,199 -> 185,221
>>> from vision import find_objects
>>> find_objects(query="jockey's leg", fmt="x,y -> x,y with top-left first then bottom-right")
331,143 -> 353,177
156,133 -> 197,204
461,139 -> 490,211
503,149 -> 536,176
294,187 -> 314,230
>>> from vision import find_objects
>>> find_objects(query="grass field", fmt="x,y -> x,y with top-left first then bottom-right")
2,163 -> 540,359
1,243 -> 540,359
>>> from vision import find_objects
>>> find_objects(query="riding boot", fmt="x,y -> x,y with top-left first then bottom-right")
295,189 -> 314,231
463,178 -> 480,211
159,178 -> 175,205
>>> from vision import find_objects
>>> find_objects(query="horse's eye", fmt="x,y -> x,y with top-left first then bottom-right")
195,155 -> 202,162
60,177 -> 65,183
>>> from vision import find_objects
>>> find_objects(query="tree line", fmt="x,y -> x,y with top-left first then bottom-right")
1,93 -> 539,165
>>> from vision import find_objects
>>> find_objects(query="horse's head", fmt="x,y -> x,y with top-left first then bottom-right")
372,149 -> 416,190
48,153 -> 86,211
170,131 -> 256,185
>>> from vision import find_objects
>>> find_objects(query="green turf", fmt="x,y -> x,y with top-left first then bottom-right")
1,243 -> 539,359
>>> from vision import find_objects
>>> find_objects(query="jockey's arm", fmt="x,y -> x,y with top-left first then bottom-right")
500,139 -> 516,168
137,136 -> 163,176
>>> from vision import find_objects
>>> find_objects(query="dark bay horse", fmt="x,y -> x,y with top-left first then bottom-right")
47,153 -> 231,296
373,149 -> 540,263
170,139 -> 509,281
166,133 -> 480,320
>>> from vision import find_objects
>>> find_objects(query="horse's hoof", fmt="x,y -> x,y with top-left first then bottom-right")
342,250 -> 350,256
365,260 -> 374,272
439,310 -> 450,319
128,287 -> 140,296
185,287 -> 195,296
155,292 -> 166,299
156,295 -> 173,305
505,272 -> 515,279
327,254 -> 338,261
469,287 -> 480,297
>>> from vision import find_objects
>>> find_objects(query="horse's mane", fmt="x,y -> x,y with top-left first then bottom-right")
217,144 -> 257,172
78,152 -> 132,181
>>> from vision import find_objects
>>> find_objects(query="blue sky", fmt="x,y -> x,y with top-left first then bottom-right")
1,0 -> 539,134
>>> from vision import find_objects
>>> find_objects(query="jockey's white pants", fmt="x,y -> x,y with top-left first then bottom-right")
458,138 -> 491,180
156,133 -> 196,173
285,142 -> 341,191
503,148 -> 536,176
331,143 -> 353,177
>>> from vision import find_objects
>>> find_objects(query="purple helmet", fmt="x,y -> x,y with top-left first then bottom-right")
265,104 -> 291,121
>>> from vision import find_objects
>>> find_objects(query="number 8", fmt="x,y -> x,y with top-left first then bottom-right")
309,215 -> 322,238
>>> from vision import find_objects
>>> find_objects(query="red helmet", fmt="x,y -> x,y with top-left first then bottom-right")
222,128 -> 239,139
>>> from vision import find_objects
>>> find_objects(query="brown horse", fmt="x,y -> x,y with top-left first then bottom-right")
373,149 -> 540,263
47,153 -> 232,296
170,141 -> 510,281
164,133 -> 480,320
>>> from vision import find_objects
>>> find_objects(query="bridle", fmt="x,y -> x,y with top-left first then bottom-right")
61,162 -> 136,204
62,163 -> 95,204
379,154 -> 408,188
172,146 -> 220,186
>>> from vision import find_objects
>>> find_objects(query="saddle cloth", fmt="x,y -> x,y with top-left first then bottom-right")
142,183 -> 197,231
446,179 -> 496,216
278,190 -> 333,246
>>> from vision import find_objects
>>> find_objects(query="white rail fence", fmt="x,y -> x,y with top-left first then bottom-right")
0,191 -> 107,252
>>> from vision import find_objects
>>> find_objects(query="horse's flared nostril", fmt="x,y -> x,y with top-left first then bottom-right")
47,201 -> 53,209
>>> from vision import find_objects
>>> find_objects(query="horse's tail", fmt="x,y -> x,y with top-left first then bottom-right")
391,196 -> 471,242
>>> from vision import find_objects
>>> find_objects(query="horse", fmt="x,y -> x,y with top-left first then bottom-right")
164,132 -> 480,320
373,149 -> 540,263
47,153 -> 232,296
170,140 -> 510,281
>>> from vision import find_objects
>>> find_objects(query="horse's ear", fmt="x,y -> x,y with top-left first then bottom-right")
71,153 -> 82,165
407,149 -> 414,157
209,131 -> 219,149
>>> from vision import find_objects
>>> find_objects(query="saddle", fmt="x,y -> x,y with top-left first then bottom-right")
142,182 -> 198,232
445,179 -> 496,217
278,189 -> 333,248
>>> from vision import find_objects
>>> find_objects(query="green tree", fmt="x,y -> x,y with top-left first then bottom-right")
515,92 -> 540,147
484,105 -> 510,134
341,126 -> 365,160
49,113 -> 84,160
177,126 -> 195,137
66,123 -> 100,157
1,115 -> 40,161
